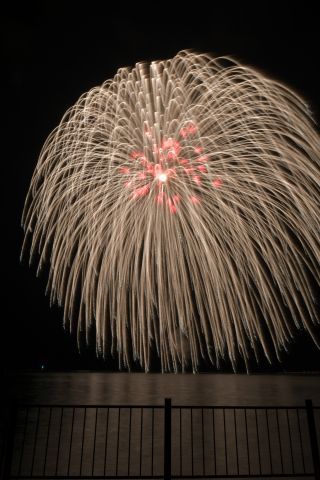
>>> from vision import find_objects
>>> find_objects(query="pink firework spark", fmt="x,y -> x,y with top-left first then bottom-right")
120,123 -> 223,212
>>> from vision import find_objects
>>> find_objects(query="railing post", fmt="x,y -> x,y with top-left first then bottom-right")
2,403 -> 16,480
305,399 -> 320,480
164,398 -> 172,480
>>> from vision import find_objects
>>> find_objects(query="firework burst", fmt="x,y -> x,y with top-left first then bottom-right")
22,50 -> 320,372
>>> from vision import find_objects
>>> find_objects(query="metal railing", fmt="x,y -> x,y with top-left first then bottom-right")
1,399 -> 319,479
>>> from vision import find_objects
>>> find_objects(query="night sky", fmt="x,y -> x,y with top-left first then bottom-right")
3,3 -> 320,373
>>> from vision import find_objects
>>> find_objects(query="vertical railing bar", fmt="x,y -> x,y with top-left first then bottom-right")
67,407 -> 75,476
286,408 -> 295,474
18,407 -> 29,476
296,408 -> 306,474
164,398 -> 172,480
223,408 -> 228,475
3,403 -> 16,480
151,407 -> 154,477
254,408 -> 262,475
0,433 -> 4,475
244,409 -> 250,475
305,399 -> 320,480
30,407 -> 41,476
265,408 -> 273,475
79,407 -> 86,476
212,408 -> 216,476
103,407 -> 109,476
91,407 -> 98,476
201,408 -> 205,476
55,407 -> 63,476
276,408 -> 283,474
179,408 -> 182,476
128,407 -> 132,476
42,407 -> 52,477
191,408 -> 194,476
0,432 -> 4,473
234,408 -> 239,475
116,408 -> 121,476
139,407 -> 143,476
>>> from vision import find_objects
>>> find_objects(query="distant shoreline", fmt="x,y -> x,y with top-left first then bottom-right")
5,369 -> 320,376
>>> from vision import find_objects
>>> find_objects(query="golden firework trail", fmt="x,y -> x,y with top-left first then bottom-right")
22,50 -> 320,372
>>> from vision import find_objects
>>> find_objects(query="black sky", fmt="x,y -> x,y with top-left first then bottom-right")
3,2 -> 320,373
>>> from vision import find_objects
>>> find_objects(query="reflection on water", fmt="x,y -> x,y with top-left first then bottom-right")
7,372 -> 320,405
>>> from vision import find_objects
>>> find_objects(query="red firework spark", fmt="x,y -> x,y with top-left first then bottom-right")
119,122 -> 223,212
